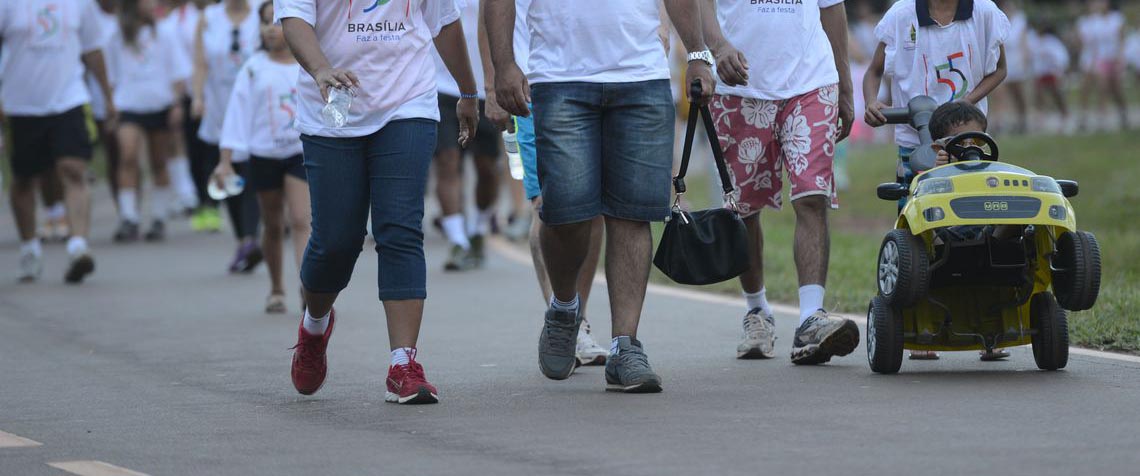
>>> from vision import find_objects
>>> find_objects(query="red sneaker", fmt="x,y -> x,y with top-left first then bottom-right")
290,310 -> 336,395
385,350 -> 439,404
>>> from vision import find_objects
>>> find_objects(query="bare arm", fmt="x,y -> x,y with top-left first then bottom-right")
434,19 -> 479,146
699,0 -> 748,86
863,42 -> 887,126
478,0 -> 511,130
191,16 -> 208,117
80,49 -> 116,124
486,0 -> 529,116
282,17 -> 359,101
964,45 -> 1006,104
820,3 -> 853,141
662,0 -> 714,103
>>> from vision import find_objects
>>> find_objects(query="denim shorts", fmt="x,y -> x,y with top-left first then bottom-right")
299,119 -> 436,301
516,112 -> 541,201
531,79 -> 675,225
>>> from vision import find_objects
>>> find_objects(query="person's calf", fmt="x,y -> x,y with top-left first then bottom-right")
603,217 -> 652,337
540,219 -> 593,302
791,195 -> 830,287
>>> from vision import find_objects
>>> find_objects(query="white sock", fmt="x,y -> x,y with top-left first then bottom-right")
118,190 -> 140,223
441,214 -> 470,249
168,157 -> 199,208
390,347 -> 416,366
150,187 -> 172,220
744,288 -> 772,315
66,236 -> 89,256
20,239 -> 42,257
468,208 -> 495,237
302,308 -> 331,335
46,202 -> 66,221
550,294 -> 580,313
798,284 -> 825,324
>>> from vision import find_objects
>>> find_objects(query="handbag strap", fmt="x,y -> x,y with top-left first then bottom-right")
674,80 -> 735,200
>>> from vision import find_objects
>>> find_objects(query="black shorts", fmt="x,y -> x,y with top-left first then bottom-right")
250,154 -> 306,191
5,106 -> 94,178
436,94 -> 501,158
120,108 -> 172,132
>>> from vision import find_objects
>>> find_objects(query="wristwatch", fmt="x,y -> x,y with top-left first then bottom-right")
687,50 -> 714,66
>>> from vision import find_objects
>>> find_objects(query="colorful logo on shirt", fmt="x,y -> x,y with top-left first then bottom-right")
933,51 -> 970,101
362,0 -> 391,13
36,5 -> 61,39
278,89 -> 297,130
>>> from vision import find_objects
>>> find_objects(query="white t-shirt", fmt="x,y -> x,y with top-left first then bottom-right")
0,0 -> 108,116
1125,31 -> 1140,71
1032,32 -> 1069,78
1003,11 -> 1029,81
275,0 -> 459,138
106,23 -> 192,114
875,0 -> 1009,148
197,3 -> 262,144
1077,12 -> 1125,71
220,53 -> 303,160
512,0 -> 532,75
714,0 -> 842,100
525,0 -> 669,84
85,10 -> 118,120
160,3 -> 201,88
432,0 -> 481,98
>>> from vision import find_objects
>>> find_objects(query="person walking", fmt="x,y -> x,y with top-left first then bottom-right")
193,0 -> 263,272
1075,0 -> 1129,131
487,0 -> 715,393
214,0 -> 310,315
160,0 -> 206,216
700,0 -> 859,364
1,0 -> 116,284
105,0 -> 192,242
279,0 -> 479,404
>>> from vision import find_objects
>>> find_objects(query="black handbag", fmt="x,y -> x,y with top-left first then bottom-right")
653,85 -> 750,286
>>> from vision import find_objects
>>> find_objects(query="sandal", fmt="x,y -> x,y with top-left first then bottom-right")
909,350 -> 940,360
980,349 -> 1011,361
265,294 -> 287,314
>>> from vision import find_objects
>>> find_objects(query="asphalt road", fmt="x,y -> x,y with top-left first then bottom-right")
2,192 -> 1139,476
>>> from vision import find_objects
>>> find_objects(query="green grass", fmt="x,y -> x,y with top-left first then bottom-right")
653,132 -> 1140,353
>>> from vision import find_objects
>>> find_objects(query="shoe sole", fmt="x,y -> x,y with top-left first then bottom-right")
791,320 -> 860,365
736,346 -> 776,359
539,358 -> 577,380
64,256 -> 95,284
605,380 -> 663,394
385,388 -> 439,404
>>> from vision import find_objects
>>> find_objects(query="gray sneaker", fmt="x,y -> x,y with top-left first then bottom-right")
538,308 -> 582,380
469,235 -> 486,267
791,310 -> 860,365
443,245 -> 478,272
19,251 -> 42,283
737,308 -> 776,359
605,337 -> 662,393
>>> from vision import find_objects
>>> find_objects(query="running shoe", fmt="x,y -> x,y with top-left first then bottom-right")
576,320 -> 608,366
443,244 -> 478,272
605,336 -> 662,393
790,310 -> 860,365
144,220 -> 166,242
290,310 -> 335,395
266,294 -> 287,314
737,308 -> 777,359
538,307 -> 582,380
385,350 -> 439,404
112,221 -> 140,243
469,234 -> 487,267
18,251 -> 42,283
504,213 -> 531,243
229,242 -> 263,273
194,207 -> 222,233
64,253 -> 95,284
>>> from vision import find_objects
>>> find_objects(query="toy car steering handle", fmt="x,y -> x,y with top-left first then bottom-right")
881,96 -> 941,171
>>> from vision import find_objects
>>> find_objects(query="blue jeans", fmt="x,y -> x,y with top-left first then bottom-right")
299,119 -> 436,301
531,80 -> 675,225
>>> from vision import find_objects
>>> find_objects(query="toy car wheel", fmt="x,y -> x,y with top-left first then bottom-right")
877,229 -> 929,307
867,296 -> 903,374
1052,231 -> 1101,312
1030,292 -> 1069,371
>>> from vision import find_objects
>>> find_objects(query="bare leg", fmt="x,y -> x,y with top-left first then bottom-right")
56,159 -> 92,238
385,299 -> 425,350
434,148 -> 463,217
604,217 -> 652,338
540,219 -> 592,303
117,125 -> 144,192
1078,73 -> 1095,129
302,290 -> 338,320
10,176 -> 39,241
792,195 -> 829,287
738,213 -> 765,294
1009,82 -> 1028,134
1106,73 -> 1130,129
39,169 -> 64,210
258,189 -> 286,295
146,130 -> 173,189
284,175 -> 312,269
578,216 -> 604,310
473,153 -> 500,214
529,203 -> 553,304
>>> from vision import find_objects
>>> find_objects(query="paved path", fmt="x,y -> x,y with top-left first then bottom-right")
2,192 -> 1139,476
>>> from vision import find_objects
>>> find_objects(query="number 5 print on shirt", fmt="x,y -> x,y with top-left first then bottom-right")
933,51 -> 969,102
279,89 -> 297,130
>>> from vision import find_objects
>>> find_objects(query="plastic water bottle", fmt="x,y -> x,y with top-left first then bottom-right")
503,128 -> 524,180
207,174 -> 245,200
321,87 -> 354,128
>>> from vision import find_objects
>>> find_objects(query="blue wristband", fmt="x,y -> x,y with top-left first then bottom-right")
459,92 -> 479,100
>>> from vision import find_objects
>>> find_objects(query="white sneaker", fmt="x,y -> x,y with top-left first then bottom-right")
576,320 -> 608,366
19,251 -> 42,283
737,308 -> 776,359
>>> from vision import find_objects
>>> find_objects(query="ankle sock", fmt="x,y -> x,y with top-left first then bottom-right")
302,308 -> 331,335
610,336 -> 630,355
550,294 -> 580,313
20,239 -> 42,257
391,347 -> 416,366
118,190 -> 140,223
468,208 -> 495,236
441,214 -> 470,250
66,236 -> 89,256
744,288 -> 772,316
150,187 -> 171,220
798,284 -> 825,324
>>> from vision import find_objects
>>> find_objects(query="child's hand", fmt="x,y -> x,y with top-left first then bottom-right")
935,149 -> 950,166
865,101 -> 888,127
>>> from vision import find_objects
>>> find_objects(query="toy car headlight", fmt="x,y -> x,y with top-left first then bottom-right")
915,178 -> 954,196
1031,177 -> 1062,194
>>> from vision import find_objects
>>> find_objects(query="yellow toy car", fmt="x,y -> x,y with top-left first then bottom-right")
867,99 -> 1101,374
